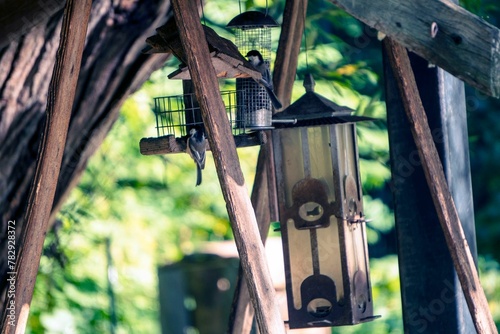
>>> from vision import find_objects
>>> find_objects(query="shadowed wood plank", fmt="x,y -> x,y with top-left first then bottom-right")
0,0 -> 65,48
139,134 -> 264,155
331,0 -> 500,98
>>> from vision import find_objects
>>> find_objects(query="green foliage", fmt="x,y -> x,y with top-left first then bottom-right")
479,257 -> 500,326
461,0 -> 500,24
461,0 -> 500,263
332,256 -> 403,334
468,95 -> 500,261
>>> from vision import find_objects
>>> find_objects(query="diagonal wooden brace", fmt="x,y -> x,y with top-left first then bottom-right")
384,37 -> 497,334
170,1 -> 285,333
0,1 -> 92,333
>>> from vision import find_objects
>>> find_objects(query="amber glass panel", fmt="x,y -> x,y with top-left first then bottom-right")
307,126 -> 336,204
287,219 -> 313,309
279,128 -> 305,207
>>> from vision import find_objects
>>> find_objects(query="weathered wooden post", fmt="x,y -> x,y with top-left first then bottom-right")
384,48 -> 477,333
228,1 -> 308,332
384,38 -> 496,333
0,1 -> 92,332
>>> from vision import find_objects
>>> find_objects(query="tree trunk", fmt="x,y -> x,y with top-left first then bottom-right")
0,0 -> 171,313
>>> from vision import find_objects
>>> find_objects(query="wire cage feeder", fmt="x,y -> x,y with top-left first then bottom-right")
153,90 -> 247,138
139,14 -> 279,155
140,87 -> 264,156
227,11 -> 280,129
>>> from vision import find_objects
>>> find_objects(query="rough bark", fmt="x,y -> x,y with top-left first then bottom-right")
2,1 -> 92,331
0,0 -> 66,49
0,0 -> 172,313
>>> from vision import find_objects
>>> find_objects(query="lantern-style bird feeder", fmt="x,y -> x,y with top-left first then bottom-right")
272,74 -> 379,329
227,11 -> 279,129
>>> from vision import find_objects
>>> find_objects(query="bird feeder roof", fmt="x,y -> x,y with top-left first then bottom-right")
273,74 -> 375,127
226,11 -> 279,29
143,19 -> 261,80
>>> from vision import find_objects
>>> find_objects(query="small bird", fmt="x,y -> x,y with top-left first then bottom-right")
246,50 -> 283,110
186,127 -> 207,186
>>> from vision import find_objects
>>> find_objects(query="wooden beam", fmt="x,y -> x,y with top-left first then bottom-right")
384,37 -> 497,334
169,1 -> 285,333
271,0 -> 309,221
330,0 -> 500,98
274,0 -> 309,106
384,44 -> 477,332
0,0 -> 92,332
271,0 -> 309,223
228,1 -> 309,331
228,148 -> 270,334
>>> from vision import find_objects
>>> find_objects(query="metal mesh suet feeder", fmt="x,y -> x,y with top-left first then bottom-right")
226,11 -> 279,61
227,11 -> 279,129
140,87 -> 264,156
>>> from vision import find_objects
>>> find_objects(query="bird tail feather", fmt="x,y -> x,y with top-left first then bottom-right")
264,86 -> 283,110
196,164 -> 202,186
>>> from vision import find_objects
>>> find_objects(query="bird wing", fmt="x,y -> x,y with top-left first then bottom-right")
257,63 -> 274,90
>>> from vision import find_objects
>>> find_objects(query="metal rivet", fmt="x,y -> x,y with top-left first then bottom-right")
431,22 -> 439,38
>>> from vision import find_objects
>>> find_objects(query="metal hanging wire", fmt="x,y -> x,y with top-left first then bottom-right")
200,0 -> 206,25
302,0 -> 310,70
238,0 -> 269,16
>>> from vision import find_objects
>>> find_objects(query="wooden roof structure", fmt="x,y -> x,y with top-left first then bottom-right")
144,19 -> 262,80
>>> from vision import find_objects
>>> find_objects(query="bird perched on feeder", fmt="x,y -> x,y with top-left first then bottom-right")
246,50 -> 283,110
186,127 -> 207,186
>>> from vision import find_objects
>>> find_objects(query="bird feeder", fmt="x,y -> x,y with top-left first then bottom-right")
227,11 -> 279,129
272,74 -> 379,329
139,21 -> 266,156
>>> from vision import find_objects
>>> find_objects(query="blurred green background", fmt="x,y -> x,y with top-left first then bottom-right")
28,0 -> 500,332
